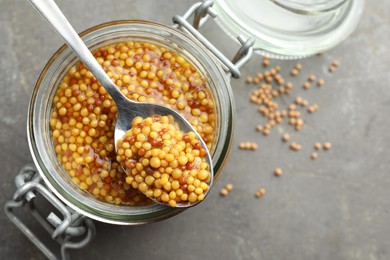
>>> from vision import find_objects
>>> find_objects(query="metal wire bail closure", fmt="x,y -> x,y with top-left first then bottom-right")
173,0 -> 255,79
4,165 -> 96,260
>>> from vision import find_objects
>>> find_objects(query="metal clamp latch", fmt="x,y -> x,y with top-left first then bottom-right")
4,165 -> 96,260
173,0 -> 255,79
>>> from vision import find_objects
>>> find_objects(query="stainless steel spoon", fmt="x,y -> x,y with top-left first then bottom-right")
27,0 -> 214,208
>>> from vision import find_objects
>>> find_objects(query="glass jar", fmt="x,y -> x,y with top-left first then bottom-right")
213,0 -> 365,58
28,20 -> 235,225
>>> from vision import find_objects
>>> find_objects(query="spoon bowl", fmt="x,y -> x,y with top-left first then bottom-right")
28,0 -> 214,208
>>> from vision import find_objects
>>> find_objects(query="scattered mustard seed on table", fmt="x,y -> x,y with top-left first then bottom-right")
274,168 -> 283,177
220,188 -> 229,197
323,142 -> 332,150
262,56 -> 270,67
307,104 -> 319,113
308,74 -> 317,82
314,143 -> 322,150
290,142 -> 302,151
317,78 -> 325,87
328,60 -> 340,73
295,63 -> 302,70
332,60 -> 340,67
220,183 -> 233,197
246,76 -> 254,84
295,96 -> 303,105
282,133 -> 290,142
225,183 -> 234,191
303,82 -> 311,90
239,142 -> 258,150
290,68 -> 299,76
255,188 -> 266,198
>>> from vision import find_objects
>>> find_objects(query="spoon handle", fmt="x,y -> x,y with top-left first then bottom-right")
27,0 -> 126,102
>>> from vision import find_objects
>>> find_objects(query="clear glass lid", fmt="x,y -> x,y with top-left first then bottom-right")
213,0 -> 365,59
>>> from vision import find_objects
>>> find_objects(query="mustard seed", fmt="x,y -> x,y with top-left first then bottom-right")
317,78 -> 324,87
290,142 -> 302,151
295,96 -> 303,105
251,143 -> 258,150
246,77 -> 254,84
282,133 -> 290,142
250,95 -> 257,103
323,142 -> 332,150
226,183 -> 234,191
285,82 -> 293,89
239,142 -> 258,150
256,188 -> 266,198
295,63 -> 302,70
220,188 -> 229,197
290,68 -> 299,76
278,87 -> 285,94
262,57 -> 270,67
314,143 -> 322,150
303,82 -> 311,90
276,77 -> 284,85
308,74 -> 316,82
332,60 -> 340,67
274,168 -> 283,177
289,118 -> 297,125
311,152 -> 319,159
308,104 -> 319,113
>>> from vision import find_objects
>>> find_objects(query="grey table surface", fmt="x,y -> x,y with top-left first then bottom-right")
1,0 -> 389,259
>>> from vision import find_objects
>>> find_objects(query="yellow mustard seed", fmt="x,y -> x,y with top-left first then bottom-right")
50,41 -> 216,206
220,188 -> 229,197
274,168 -> 283,177
225,183 -> 233,191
